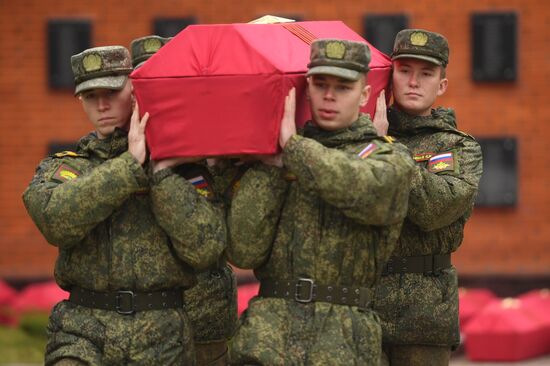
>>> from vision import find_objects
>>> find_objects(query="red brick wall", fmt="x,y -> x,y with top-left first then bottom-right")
1,0 -> 548,279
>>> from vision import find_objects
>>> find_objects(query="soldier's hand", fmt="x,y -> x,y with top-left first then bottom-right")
151,156 -> 205,173
238,154 -> 284,168
279,87 -> 297,149
373,90 -> 389,137
258,154 -> 283,168
128,101 -> 150,165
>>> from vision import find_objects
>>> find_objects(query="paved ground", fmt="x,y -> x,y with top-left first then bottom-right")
450,352 -> 550,365
3,351 -> 549,365
4,355 -> 550,366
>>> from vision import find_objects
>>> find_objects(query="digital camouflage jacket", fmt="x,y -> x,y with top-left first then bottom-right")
23,129 -> 225,292
227,115 -> 414,365
374,107 -> 483,347
181,160 -> 247,344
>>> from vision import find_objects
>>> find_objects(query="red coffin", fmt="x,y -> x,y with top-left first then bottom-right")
131,21 -> 392,159
464,298 -> 550,361
237,282 -> 259,316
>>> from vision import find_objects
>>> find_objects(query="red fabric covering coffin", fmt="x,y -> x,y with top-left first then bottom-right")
237,282 -> 259,316
464,298 -> 550,361
131,21 -> 391,159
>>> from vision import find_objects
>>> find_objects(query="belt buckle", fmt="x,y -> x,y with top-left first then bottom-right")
295,278 -> 314,303
116,290 -> 135,315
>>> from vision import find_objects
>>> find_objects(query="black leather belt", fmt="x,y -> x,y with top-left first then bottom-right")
259,278 -> 372,309
69,287 -> 184,314
382,254 -> 451,276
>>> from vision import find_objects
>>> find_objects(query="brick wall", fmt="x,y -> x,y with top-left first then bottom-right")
1,0 -> 548,279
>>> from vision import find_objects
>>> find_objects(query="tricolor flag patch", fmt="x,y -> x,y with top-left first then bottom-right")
52,163 -> 80,182
358,143 -> 378,159
428,151 -> 455,173
188,175 -> 212,198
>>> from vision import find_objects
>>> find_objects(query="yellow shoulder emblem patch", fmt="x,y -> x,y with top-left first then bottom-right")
52,163 -> 81,182
383,135 -> 395,143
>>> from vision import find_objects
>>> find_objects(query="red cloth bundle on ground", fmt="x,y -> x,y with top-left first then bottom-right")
458,287 -> 497,330
131,21 -> 391,159
519,289 -> 550,352
464,297 -> 550,361
10,281 -> 68,314
0,279 -> 17,326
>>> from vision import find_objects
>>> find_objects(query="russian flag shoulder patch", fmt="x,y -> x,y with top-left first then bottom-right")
427,151 -> 456,173
358,143 -> 378,159
188,175 -> 213,199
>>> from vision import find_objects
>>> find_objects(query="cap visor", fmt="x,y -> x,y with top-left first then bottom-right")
392,54 -> 442,66
133,61 -> 147,69
306,66 -> 361,81
75,75 -> 128,95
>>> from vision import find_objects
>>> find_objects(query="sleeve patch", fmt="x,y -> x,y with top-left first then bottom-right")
358,143 -> 378,159
428,151 -> 456,173
188,175 -> 214,199
52,163 -> 81,182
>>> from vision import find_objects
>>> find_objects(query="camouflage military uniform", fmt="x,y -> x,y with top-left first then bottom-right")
130,36 -> 241,366
374,29 -> 483,365
375,107 -> 482,361
180,160 -> 246,366
227,115 -> 414,365
22,46 -> 226,366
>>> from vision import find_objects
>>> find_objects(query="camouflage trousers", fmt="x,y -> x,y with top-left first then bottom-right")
45,300 -> 195,366
196,340 -> 228,366
185,264 -> 238,343
381,344 -> 451,366
228,297 -> 382,365
374,267 -> 460,347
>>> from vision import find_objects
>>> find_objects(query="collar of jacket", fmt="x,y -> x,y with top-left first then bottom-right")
76,128 -> 129,160
301,114 -> 378,148
388,106 -> 457,137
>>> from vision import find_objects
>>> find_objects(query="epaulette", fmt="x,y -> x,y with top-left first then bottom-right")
383,135 -> 395,144
53,151 -> 86,158
456,129 -> 477,141
439,125 -> 477,141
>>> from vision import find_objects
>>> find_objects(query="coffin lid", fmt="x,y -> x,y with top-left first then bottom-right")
131,21 -> 390,80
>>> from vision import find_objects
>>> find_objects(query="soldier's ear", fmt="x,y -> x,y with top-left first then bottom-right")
360,84 -> 371,107
437,78 -> 448,97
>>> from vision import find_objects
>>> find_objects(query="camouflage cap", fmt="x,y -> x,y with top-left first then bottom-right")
392,29 -> 449,67
130,35 -> 172,68
306,39 -> 371,81
71,46 -> 132,95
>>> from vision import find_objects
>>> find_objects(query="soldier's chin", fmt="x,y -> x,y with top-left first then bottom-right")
97,126 -> 118,138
